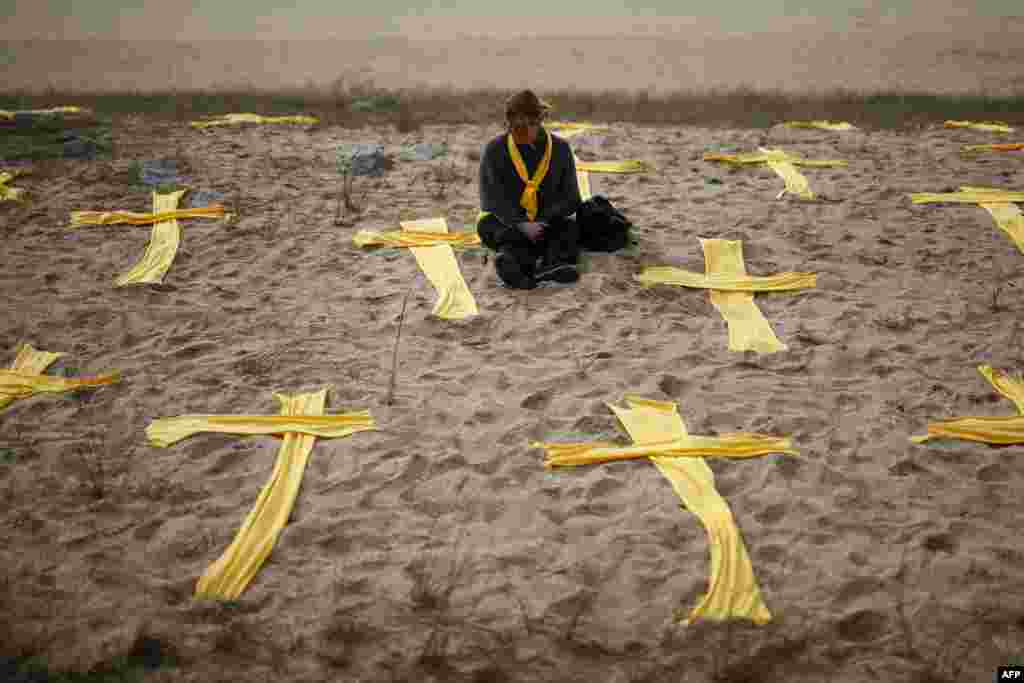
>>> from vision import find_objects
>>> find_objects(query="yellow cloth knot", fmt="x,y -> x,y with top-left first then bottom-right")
507,129 -> 553,221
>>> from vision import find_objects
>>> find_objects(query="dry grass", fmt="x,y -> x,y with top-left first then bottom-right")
2,80 -> 1023,134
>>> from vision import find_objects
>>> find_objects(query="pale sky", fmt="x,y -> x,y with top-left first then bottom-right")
3,0 -> 1022,40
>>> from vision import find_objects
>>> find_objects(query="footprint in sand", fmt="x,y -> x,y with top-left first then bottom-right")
835,608 -> 890,643
754,502 -> 787,526
922,532 -> 958,554
976,462 -> 1010,483
833,577 -> 886,606
521,388 -> 554,411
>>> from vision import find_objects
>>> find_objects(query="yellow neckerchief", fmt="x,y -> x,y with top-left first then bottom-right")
506,128 -> 553,221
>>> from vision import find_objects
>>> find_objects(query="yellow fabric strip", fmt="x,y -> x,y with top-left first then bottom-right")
944,120 -> 1014,133
146,410 -> 377,448
766,160 -> 815,200
538,433 -> 797,468
0,106 -> 86,119
910,415 -> 1024,445
705,239 -> 788,354
507,131 -> 552,220
703,148 -> 847,168
190,113 -> 319,129
1,343 -> 120,413
547,121 -> 609,140
575,160 -> 652,173
978,364 -> 1024,414
782,120 -> 857,131
192,389 -> 374,600
609,395 -> 773,625
0,369 -> 122,399
962,143 -> 1024,153
634,267 -> 816,292
115,190 -> 186,286
353,229 -> 481,249
1,169 -> 28,202
912,365 -> 1024,444
401,217 -> 478,320
71,206 -> 228,227
909,188 -> 1024,204
1,343 -> 64,412
978,202 -> 1024,253
577,167 -> 593,201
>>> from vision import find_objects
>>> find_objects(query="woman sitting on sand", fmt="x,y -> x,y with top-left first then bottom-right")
477,89 -> 583,289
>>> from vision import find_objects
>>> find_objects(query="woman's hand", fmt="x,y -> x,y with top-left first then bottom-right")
519,221 -> 545,242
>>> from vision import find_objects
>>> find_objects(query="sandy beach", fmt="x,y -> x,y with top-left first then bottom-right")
2,105 -> 1024,681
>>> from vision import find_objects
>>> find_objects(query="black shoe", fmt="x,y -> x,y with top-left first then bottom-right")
535,260 -> 579,284
496,251 -> 537,289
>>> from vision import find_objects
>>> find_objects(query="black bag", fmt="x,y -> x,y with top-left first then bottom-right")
576,195 -> 634,252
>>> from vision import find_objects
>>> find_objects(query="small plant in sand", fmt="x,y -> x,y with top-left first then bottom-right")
334,147 -> 372,226
989,262 -> 1019,312
420,151 -> 460,201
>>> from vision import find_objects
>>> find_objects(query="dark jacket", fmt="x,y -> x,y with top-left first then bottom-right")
478,128 -> 582,229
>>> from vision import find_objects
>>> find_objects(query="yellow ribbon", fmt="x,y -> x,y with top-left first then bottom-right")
533,395 -> 780,625
190,113 -> 319,129
962,143 -> 1024,153
912,365 -> 1024,444
70,206 -> 229,227
1,343 -> 121,413
1,169 -> 28,202
352,229 -> 481,249
0,106 -> 86,119
944,120 -> 1014,134
782,120 -> 857,131
507,130 -> 553,221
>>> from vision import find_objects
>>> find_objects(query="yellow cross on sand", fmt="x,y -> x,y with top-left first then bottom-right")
547,121 -> 610,139
908,186 -> 1024,254
354,217 -> 479,320
944,120 -> 1015,134
146,387 -> 376,600
961,143 -> 1024,154
782,120 -> 858,131
533,395 -> 800,624
189,113 -> 319,129
636,239 -> 817,354
70,189 -> 230,286
912,365 -> 1024,445
1,169 -> 29,202
1,343 -> 121,413
0,106 -> 87,120
703,147 -> 847,200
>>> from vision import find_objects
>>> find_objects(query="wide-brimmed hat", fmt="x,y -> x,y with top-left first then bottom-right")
505,90 -> 552,119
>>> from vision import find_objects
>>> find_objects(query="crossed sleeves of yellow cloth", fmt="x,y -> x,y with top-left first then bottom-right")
782,120 -> 857,131
1,169 -> 29,202
909,186 -> 1024,253
71,206 -> 229,227
533,395 -> 793,625
189,113 -> 319,129
636,239 -> 817,354
912,365 -> 1024,444
703,147 -> 846,200
944,120 -> 1015,133
1,343 -> 121,412
147,388 -> 376,600
352,229 -> 481,249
